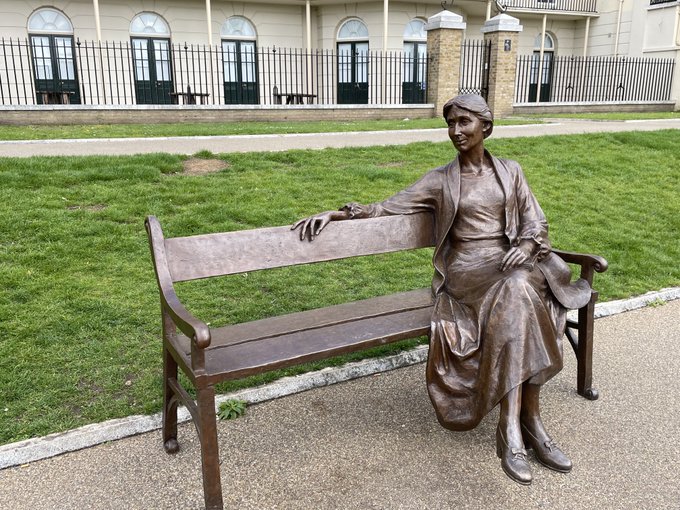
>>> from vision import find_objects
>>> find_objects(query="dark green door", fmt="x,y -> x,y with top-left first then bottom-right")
30,35 -> 81,104
222,40 -> 258,104
402,42 -> 427,104
337,42 -> 369,104
529,51 -> 553,102
131,38 -> 173,104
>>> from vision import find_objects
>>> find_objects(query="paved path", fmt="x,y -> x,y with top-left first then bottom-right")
1,118 -> 679,157
1,299 -> 679,509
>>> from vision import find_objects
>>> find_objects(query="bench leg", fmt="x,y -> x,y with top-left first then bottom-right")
197,385 -> 224,510
575,299 -> 599,400
162,346 -> 180,453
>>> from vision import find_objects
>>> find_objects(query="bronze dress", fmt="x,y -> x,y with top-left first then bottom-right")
343,152 -> 591,431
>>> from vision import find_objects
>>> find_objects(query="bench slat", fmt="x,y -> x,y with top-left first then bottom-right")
165,213 -> 435,282
171,289 -> 434,383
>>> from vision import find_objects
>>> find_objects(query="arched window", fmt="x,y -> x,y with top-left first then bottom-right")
403,19 -> 426,42
337,19 -> 369,104
130,12 -> 170,36
534,33 -> 555,51
402,19 -> 427,104
338,19 -> 369,41
221,16 -> 257,39
221,16 -> 258,104
28,8 -> 73,33
28,8 -> 80,104
130,12 -> 173,104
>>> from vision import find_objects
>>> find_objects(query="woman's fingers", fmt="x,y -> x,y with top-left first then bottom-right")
501,247 -> 527,271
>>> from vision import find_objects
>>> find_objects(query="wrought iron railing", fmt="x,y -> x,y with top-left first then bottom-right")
515,54 -> 675,103
649,0 -> 676,6
0,37 -> 428,106
459,39 -> 491,99
501,0 -> 597,13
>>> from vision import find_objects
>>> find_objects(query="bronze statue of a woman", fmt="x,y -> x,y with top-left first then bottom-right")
293,94 -> 591,485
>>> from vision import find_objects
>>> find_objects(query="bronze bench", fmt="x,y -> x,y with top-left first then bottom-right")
145,212 -> 607,510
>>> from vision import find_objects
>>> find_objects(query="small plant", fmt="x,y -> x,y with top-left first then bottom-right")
647,298 -> 666,308
217,399 -> 247,420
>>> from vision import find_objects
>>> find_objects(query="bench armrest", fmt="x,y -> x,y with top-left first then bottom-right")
162,288 -> 211,349
146,215 -> 211,348
552,248 -> 609,285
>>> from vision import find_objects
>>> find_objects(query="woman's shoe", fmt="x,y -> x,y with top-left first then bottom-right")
496,427 -> 533,485
521,423 -> 572,473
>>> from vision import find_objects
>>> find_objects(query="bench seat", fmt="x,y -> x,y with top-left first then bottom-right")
171,288 -> 434,384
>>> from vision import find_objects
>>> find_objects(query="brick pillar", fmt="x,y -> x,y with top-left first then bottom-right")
425,11 -> 466,117
481,14 -> 523,118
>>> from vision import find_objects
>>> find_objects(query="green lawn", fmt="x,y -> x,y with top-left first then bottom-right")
1,131 -> 679,444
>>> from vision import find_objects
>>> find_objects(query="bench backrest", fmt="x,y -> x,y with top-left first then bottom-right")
146,213 -> 435,283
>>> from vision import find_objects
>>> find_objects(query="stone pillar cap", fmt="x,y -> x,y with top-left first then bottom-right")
425,10 -> 466,31
481,13 -> 523,34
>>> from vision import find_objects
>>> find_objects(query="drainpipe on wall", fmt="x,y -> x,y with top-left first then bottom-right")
91,0 -> 106,102
205,0 -> 213,45
535,13 -> 547,104
306,0 -> 312,93
580,16 -> 590,102
92,0 -> 102,41
614,0 -> 623,56
382,0 -> 389,102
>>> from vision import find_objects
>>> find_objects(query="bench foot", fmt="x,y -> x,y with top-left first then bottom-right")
579,387 -> 599,401
164,438 -> 180,454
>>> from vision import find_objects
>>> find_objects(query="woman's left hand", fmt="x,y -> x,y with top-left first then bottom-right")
500,243 -> 533,272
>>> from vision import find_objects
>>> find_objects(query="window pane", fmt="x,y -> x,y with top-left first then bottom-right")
222,41 -> 237,82
54,37 -> 75,80
241,42 -> 256,83
154,40 -> 171,81
31,36 -> 52,80
132,39 -> 150,81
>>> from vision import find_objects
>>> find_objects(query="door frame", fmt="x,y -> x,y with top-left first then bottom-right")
337,41 -> 369,104
130,37 -> 174,105
29,34 -> 81,104
221,39 -> 259,105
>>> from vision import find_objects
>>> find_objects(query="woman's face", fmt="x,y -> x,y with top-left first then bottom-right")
446,105 -> 487,153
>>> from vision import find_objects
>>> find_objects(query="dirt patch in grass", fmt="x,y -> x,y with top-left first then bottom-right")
183,158 -> 230,175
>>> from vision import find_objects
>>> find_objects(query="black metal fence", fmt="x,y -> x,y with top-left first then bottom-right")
0,37 -> 428,106
649,0 -> 675,5
459,39 -> 491,100
501,0 -> 597,13
515,54 -> 675,104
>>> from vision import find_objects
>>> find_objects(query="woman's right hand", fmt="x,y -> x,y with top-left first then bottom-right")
292,210 -> 343,241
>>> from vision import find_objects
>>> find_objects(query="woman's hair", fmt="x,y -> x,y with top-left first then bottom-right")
442,94 -> 494,138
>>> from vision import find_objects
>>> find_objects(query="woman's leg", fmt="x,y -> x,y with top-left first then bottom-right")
496,385 -> 532,484
520,382 -> 572,473
499,385 -> 523,446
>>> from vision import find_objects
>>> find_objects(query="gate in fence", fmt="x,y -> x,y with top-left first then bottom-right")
459,39 -> 491,100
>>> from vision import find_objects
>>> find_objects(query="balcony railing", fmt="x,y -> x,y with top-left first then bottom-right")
650,0 -> 676,5
501,0 -> 597,14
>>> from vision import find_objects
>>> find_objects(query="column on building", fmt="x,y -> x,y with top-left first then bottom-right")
481,14 -> 523,118
425,11 -> 466,116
